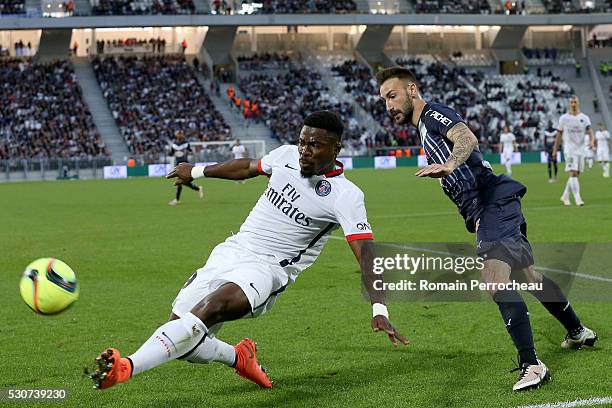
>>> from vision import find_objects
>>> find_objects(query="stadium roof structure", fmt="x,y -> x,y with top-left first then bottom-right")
1,13 -> 612,30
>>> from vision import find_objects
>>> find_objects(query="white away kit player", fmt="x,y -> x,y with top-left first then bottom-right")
595,123 -> 610,178
86,111 -> 407,391
500,126 -> 517,176
553,96 -> 594,206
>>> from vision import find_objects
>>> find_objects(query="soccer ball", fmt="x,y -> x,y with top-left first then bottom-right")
20,258 -> 79,315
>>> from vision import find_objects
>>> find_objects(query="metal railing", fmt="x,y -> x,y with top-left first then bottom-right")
1,156 -> 112,181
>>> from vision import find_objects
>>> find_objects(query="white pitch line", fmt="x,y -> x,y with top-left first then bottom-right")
327,237 -> 612,284
371,203 -> 612,220
514,396 -> 612,408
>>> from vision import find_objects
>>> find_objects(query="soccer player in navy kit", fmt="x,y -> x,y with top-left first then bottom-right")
377,67 -> 597,391
543,120 -> 559,182
168,131 -> 203,206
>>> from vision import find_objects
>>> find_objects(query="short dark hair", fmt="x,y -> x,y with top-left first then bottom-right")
304,110 -> 344,140
375,67 -> 418,87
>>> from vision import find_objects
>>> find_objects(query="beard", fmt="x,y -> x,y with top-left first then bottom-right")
392,100 -> 413,125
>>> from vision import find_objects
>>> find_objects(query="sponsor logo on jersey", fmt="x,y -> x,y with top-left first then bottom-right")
315,180 -> 331,196
425,109 -> 453,127
264,183 -> 312,227
357,222 -> 371,231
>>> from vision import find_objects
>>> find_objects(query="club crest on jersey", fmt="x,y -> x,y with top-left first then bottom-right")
315,180 -> 331,197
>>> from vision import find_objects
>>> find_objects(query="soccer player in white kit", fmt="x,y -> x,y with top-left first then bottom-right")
232,139 -> 248,184
87,111 -> 408,391
553,96 -> 595,206
499,126 -> 517,176
595,123 -> 610,178
231,139 -> 248,159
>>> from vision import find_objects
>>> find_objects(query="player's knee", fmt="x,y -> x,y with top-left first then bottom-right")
190,298 -> 230,327
515,266 -> 542,285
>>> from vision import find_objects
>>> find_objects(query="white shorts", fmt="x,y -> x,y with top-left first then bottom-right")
585,149 -> 594,159
172,238 -> 290,322
597,148 -> 609,162
564,153 -> 584,173
502,151 -> 513,163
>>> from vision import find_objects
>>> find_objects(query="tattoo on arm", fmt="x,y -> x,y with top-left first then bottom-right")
445,123 -> 478,170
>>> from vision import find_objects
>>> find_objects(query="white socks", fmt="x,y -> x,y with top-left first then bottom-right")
505,162 -> 512,175
565,176 -> 583,203
184,336 -> 236,366
129,313 -> 207,376
562,178 -> 571,200
603,162 -> 610,178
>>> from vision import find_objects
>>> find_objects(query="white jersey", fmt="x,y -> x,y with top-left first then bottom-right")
232,145 -> 373,281
232,144 -> 247,159
557,113 -> 591,155
500,132 -> 516,153
596,130 -> 610,161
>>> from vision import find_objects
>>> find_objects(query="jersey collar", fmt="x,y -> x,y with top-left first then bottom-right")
323,160 -> 344,178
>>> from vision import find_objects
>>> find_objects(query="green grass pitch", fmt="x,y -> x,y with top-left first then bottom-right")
1,163 -> 611,408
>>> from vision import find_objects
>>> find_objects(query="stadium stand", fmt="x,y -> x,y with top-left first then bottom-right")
91,55 -> 231,158
90,0 -> 195,15
0,59 -> 108,160
237,53 -> 291,71
522,47 -> 576,65
238,66 -> 363,146
0,0 -> 25,14
255,0 -> 357,14
413,0 -> 491,14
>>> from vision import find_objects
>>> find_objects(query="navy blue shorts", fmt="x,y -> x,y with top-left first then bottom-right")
475,194 -> 534,270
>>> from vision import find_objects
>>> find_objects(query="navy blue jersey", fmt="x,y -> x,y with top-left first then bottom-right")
543,127 -> 557,152
417,102 -> 525,232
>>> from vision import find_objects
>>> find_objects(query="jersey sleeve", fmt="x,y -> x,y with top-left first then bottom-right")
422,104 -> 466,138
556,115 -> 565,132
584,115 -> 592,130
332,187 -> 373,242
258,145 -> 294,176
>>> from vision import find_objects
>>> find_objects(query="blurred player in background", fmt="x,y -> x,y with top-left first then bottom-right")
168,131 -> 203,205
377,67 -> 597,392
553,96 -> 594,206
584,134 -> 595,170
232,139 -> 248,184
86,111 -> 407,391
595,123 -> 610,178
500,126 -> 517,176
543,120 -> 558,182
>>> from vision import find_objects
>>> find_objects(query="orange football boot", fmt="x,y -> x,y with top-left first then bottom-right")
234,338 -> 272,388
87,348 -> 133,390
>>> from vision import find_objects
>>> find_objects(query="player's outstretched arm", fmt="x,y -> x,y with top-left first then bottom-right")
349,239 -> 409,348
166,159 -> 260,185
415,122 -> 478,178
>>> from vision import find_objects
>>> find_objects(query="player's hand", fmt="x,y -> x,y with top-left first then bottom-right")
166,163 -> 194,186
415,163 -> 453,178
371,315 -> 410,348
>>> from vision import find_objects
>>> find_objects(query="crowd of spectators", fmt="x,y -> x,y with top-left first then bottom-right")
0,59 -> 108,160
12,40 -> 34,57
92,55 -> 231,158
256,0 -> 357,14
237,53 -> 291,71
522,47 -> 559,61
413,0 -> 490,14
0,0 -> 25,14
238,67 -> 363,146
91,0 -> 195,15
329,56 -> 578,153
95,38 -> 167,54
